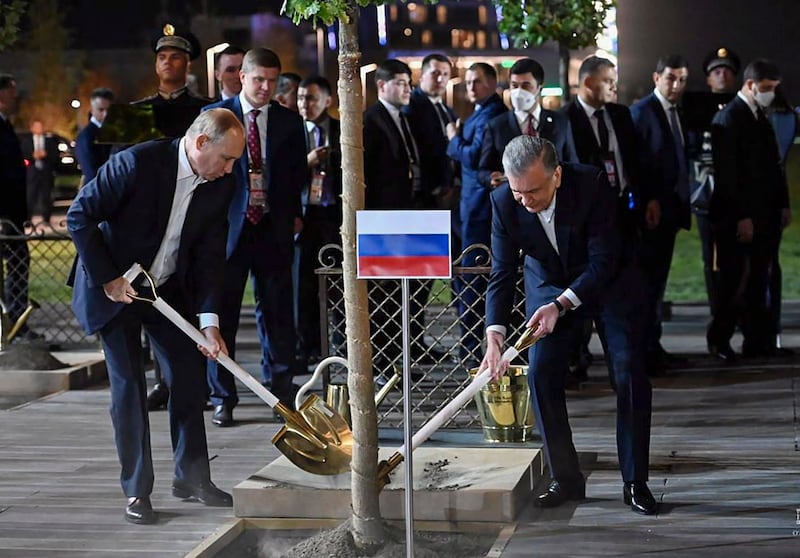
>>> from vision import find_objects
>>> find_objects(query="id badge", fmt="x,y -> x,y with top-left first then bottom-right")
249,171 -> 268,210
602,152 -> 619,190
309,171 -> 325,205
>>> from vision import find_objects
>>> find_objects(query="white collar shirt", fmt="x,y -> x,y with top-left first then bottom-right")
577,96 -> 628,192
239,93 -> 269,163
514,103 -> 542,132
653,88 -> 684,143
737,91 -> 759,118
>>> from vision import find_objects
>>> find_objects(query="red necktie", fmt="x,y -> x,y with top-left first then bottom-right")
525,114 -> 538,137
246,109 -> 263,225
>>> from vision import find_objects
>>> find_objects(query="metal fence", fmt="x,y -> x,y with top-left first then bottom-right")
0,219 -> 95,349
316,243 -> 529,430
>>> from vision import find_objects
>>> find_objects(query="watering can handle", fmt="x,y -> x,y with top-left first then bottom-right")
295,356 -> 350,410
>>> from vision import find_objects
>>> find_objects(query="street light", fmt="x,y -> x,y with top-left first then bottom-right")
206,42 -> 230,99
71,99 -> 82,133
360,63 -> 377,110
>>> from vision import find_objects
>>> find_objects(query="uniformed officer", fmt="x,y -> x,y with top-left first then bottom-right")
703,47 -> 741,94
132,24 -> 212,139
138,25 -> 213,410
687,48 -> 740,350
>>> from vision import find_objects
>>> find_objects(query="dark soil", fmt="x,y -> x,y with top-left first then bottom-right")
0,346 -> 67,370
216,521 -> 496,558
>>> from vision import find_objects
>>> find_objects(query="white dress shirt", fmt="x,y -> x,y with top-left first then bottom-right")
147,137 -> 217,329
487,191 -> 582,339
514,103 -> 542,132
239,92 -> 269,162
653,88 -> 684,144
577,96 -> 629,192
90,116 -> 103,128
736,91 -> 759,118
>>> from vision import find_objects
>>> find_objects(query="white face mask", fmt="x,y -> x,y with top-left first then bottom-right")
753,87 -> 775,108
510,87 -> 537,113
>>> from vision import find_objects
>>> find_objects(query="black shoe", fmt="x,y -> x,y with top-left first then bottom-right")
709,343 -> 737,363
172,479 -> 233,507
125,497 -> 156,524
536,479 -> 585,508
623,481 -> 658,515
146,383 -> 169,411
212,404 -> 234,427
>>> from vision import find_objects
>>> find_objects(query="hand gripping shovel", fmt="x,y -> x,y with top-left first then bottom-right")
122,264 -> 353,475
376,324 -> 541,488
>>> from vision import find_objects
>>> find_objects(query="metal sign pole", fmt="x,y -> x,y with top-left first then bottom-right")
400,277 -> 414,558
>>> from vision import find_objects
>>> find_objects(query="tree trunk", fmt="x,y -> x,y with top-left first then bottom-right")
338,2 -> 385,549
558,41 -> 571,102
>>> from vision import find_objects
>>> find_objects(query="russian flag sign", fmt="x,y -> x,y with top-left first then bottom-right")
357,210 -> 452,279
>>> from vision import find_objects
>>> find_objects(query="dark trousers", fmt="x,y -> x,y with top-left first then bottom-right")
297,206 -> 341,358
529,263 -> 652,483
696,213 -> 719,316
26,170 -> 53,221
708,219 -> 779,353
1,239 -> 29,320
640,222 -> 678,356
457,217 -> 491,360
100,285 -> 210,498
207,218 -> 295,407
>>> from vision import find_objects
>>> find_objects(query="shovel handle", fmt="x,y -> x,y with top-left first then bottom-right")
150,297 -> 282,408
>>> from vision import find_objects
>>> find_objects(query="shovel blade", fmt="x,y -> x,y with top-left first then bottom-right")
271,394 -> 353,476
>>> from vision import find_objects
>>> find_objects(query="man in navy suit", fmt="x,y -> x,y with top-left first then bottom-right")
563,56 -> 644,384
479,57 -> 577,191
483,136 -> 656,515
404,53 -> 457,363
363,59 -> 424,374
0,74 -> 31,329
213,45 -> 245,101
75,87 -> 114,184
631,55 -> 690,374
708,59 -> 790,359
67,108 -> 245,524
203,48 -> 307,427
446,62 -> 506,363
296,75 -> 342,363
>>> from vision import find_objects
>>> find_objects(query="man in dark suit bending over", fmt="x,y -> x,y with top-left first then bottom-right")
67,109 -> 245,524
482,136 -> 657,515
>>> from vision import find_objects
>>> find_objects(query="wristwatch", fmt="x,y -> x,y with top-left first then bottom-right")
552,298 -> 566,317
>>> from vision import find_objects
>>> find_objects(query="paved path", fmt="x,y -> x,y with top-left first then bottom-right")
1,303 -> 799,556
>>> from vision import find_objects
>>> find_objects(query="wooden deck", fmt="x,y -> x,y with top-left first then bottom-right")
2,302 -> 800,557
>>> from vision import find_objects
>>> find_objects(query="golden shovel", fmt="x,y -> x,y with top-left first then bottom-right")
122,264 -> 353,475
376,323 -> 541,488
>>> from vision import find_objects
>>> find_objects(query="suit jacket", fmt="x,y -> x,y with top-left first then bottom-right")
363,101 -> 417,210
303,115 -> 342,211
21,133 -> 59,188
203,97 -> 307,258
630,92 -> 691,230
0,117 -> 27,228
67,138 -> 235,334
447,93 -> 507,225
132,89 -> 212,138
486,164 -> 620,329
710,96 -> 789,225
406,87 -> 457,198
563,100 -> 644,238
479,108 -> 577,188
75,121 -> 112,183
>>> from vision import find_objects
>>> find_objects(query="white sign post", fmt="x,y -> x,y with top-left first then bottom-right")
357,210 -> 452,558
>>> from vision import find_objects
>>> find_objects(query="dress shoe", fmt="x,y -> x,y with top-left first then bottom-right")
536,479 -> 585,508
709,343 -> 737,363
172,479 -> 233,507
623,481 -> 658,515
125,497 -> 156,524
212,404 -> 234,427
146,383 -> 169,411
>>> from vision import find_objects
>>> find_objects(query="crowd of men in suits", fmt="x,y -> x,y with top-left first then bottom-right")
6,23 -> 786,523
